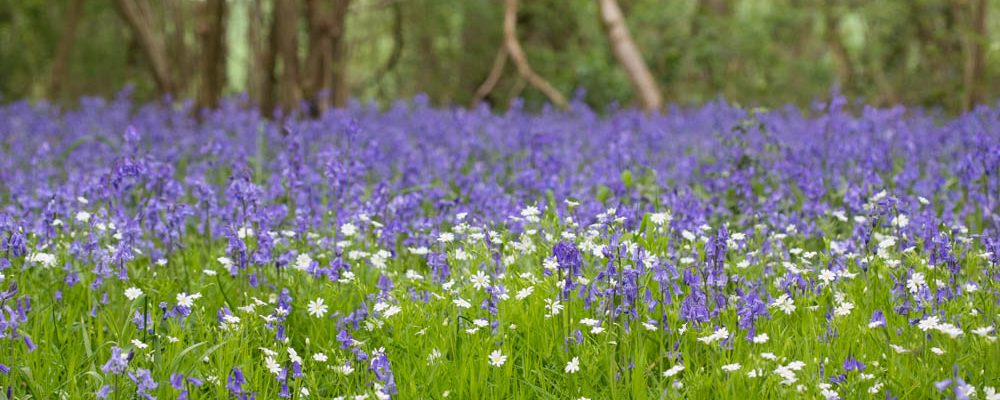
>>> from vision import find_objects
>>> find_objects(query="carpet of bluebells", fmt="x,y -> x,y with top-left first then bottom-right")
1,94 -> 1000,400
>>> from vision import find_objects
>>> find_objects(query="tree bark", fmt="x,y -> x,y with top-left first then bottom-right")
48,0 -> 86,99
248,0 -> 267,106
114,0 -> 176,95
166,0 -> 189,97
597,0 -> 662,112
328,0 -> 351,108
274,0 -> 303,113
963,0 -> 987,111
503,0 -> 567,109
197,0 -> 226,109
262,0 -> 281,116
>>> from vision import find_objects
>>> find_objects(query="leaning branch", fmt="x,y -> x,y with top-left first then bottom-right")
503,0 -> 567,109
114,0 -> 176,95
598,0 -> 663,112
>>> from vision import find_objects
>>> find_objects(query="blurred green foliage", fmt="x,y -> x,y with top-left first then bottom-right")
1,0 -> 997,112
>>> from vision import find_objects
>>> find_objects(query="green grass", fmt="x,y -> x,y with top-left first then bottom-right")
2,211 -> 998,400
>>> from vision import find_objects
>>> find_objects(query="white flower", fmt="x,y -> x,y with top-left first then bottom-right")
453,298 -> 472,309
917,316 -> 940,332
336,364 -> 355,375
543,257 -> 559,272
650,211 -> 672,226
307,298 -> 328,318
470,271 -> 490,290
427,349 -> 443,364
697,327 -> 729,344
520,205 -> 540,221
341,223 -> 358,237
834,301 -> 854,317
265,356 -> 282,375
564,357 -> 580,374
752,333 -> 770,344
544,298 -> 563,318
27,252 -> 57,268
515,286 -> 534,300
771,294 -> 796,314
75,211 -> 91,223
217,256 -> 233,268
312,353 -> 328,363
382,305 -> 401,318
973,326 -> 995,337
930,347 -> 945,355
935,323 -> 963,338
295,254 -> 314,271
721,363 -> 741,372
131,339 -> 148,349
818,269 -> 837,285
156,259 -> 167,266
907,272 -> 926,294
124,287 -> 144,301
956,382 -> 976,399
288,347 -> 302,364
488,350 -> 507,367
984,386 -> 999,400
663,364 -> 684,377
760,352 -> 777,360
237,226 -> 254,239
176,292 -> 202,308
437,232 -> 455,243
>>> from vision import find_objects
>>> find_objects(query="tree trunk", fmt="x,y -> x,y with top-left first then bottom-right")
328,0 -> 351,108
963,0 -> 987,111
248,0 -> 267,106
48,0 -> 86,99
597,0 -> 662,112
274,0 -> 303,113
197,0 -> 226,109
262,0 -> 281,116
114,0 -> 176,95
503,0 -> 567,109
302,0 -> 351,112
166,0 -> 189,97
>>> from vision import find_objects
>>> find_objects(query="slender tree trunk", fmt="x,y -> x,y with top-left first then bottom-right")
49,0 -> 86,99
248,0 -> 267,106
274,0 -> 302,113
503,0 -> 567,109
197,0 -> 226,109
302,0 -> 351,111
114,0 -> 176,95
328,0 -> 351,108
303,0 -> 334,112
597,0 -> 662,112
262,0 -> 280,116
166,0 -> 188,97
963,0 -> 987,111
